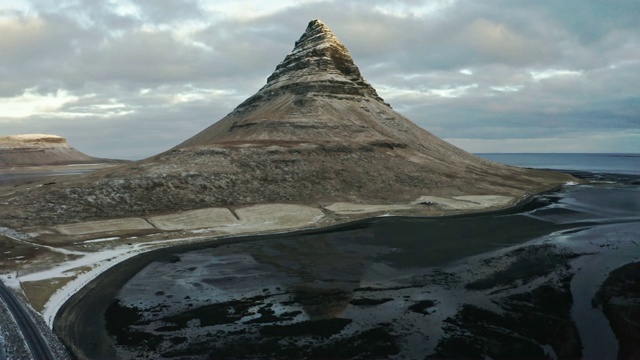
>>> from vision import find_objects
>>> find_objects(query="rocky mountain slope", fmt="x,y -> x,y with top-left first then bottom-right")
0,20 -> 572,227
0,134 -> 107,166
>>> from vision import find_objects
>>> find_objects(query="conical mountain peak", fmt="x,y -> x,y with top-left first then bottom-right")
231,19 -> 387,114
0,19 -> 573,228
178,20 -> 412,146
266,19 -> 360,84
293,19 -> 338,52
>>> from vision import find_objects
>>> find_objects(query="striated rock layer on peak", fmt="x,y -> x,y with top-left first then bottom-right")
178,19 -> 391,147
265,19 -> 384,102
0,20 -> 572,227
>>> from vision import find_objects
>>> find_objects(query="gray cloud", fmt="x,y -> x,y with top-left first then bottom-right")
130,0 -> 205,23
0,0 -> 638,158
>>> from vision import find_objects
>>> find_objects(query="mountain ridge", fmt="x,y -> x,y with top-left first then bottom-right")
177,19 -> 393,147
0,20 -> 573,227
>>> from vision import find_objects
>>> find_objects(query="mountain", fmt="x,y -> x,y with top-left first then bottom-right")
0,134 -> 109,166
0,20 -> 572,226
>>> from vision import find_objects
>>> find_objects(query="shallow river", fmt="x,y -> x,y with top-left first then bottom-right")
56,173 -> 640,359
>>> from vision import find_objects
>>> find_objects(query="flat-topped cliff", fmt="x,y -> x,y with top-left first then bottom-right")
0,134 -> 104,166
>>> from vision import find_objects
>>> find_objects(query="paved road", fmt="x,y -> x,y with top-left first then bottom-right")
0,282 -> 56,360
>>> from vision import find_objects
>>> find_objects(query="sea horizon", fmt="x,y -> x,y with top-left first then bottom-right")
476,152 -> 640,176
476,152 -> 640,155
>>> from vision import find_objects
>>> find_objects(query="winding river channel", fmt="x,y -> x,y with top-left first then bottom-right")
55,172 -> 640,359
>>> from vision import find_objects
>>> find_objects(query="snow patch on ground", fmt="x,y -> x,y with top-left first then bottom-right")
34,235 -> 212,328
38,246 -> 142,327
0,273 -> 20,291
81,237 -> 120,243
0,227 -> 83,256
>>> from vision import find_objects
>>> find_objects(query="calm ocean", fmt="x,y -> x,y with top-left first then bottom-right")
477,153 -> 640,175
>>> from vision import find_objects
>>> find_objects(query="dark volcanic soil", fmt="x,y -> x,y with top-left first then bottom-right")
595,261 -> 640,359
54,178 -> 640,359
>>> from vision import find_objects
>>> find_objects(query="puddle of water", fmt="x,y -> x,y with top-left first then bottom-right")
59,183 -> 640,358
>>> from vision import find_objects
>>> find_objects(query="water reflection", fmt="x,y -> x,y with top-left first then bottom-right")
70,181 -> 640,358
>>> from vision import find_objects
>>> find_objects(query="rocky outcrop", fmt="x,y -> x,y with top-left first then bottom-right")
0,20 -> 573,226
0,134 -> 106,166
263,19 -> 386,103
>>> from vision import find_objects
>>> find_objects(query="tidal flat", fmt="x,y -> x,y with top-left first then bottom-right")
55,172 -> 640,359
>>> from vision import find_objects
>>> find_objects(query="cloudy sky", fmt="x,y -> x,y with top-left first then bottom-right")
1,0 -> 639,159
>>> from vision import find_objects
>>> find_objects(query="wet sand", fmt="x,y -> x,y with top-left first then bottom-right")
54,200 -> 551,359
54,172 -> 640,359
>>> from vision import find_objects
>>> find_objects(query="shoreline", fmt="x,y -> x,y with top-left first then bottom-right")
0,158 -> 635,357
52,191 -> 549,358
56,176 -> 640,359
4,172 -> 577,331
50,184 -> 563,351
0,167 -> 581,357
52,175 -> 640,359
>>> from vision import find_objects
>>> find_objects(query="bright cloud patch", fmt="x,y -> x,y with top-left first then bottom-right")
530,69 -> 583,81
380,84 -> 478,101
490,85 -> 522,93
201,0 -> 328,20
64,98 -> 135,118
430,84 -> 478,98
373,0 -> 458,17
0,89 -> 78,118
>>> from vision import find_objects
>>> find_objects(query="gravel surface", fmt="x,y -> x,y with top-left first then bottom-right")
0,291 -> 30,360
0,285 -> 71,360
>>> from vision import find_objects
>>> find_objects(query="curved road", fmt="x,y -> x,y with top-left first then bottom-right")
0,282 -> 56,360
